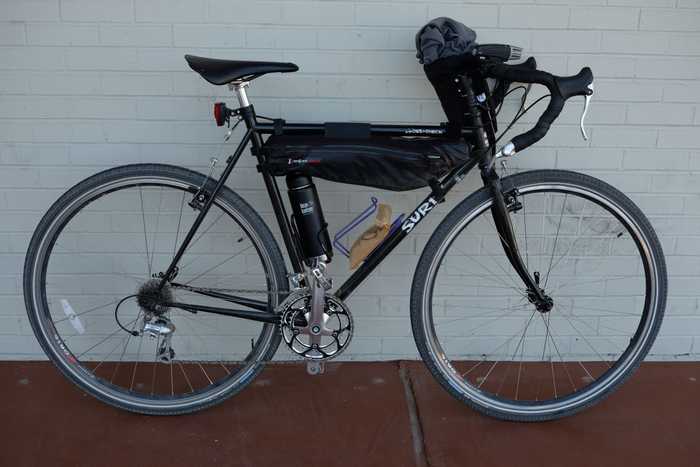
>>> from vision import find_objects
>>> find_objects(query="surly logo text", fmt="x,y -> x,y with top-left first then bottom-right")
402,197 -> 438,233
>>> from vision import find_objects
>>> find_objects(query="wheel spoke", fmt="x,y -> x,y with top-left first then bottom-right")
184,244 -> 254,286
462,309 -> 537,378
130,331 -> 145,391
150,334 -> 160,396
539,312 -> 577,393
110,311 -> 142,384
147,187 -> 164,273
53,298 -> 121,324
552,275 -> 638,293
544,194 -> 567,289
452,245 -> 527,297
555,305 -> 615,367
558,302 -> 625,350
435,303 -> 530,328
173,191 -> 186,257
521,196 -> 529,270
138,186 -> 152,277
177,212 -> 227,272
76,317 -> 139,359
543,200 -> 588,282
177,360 -> 195,393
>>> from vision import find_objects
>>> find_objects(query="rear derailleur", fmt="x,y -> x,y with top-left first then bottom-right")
142,314 -> 176,363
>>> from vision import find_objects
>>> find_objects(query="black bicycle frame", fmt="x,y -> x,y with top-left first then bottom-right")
160,76 -> 544,324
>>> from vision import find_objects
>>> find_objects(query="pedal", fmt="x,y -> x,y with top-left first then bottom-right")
306,360 -> 325,375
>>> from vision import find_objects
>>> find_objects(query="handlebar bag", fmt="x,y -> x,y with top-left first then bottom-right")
417,17 -> 480,136
415,17 -> 477,66
262,134 -> 471,191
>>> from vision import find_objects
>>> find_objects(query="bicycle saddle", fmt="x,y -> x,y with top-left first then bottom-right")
185,55 -> 298,85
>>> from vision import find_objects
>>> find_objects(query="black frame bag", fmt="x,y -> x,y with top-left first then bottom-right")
262,132 -> 470,192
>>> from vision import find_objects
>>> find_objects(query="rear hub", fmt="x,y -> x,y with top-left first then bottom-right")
137,279 -> 173,315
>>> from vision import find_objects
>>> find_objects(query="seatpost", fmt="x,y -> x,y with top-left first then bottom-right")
229,80 -> 307,275
230,81 -> 250,108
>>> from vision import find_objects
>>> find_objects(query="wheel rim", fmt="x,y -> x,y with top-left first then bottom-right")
28,174 -> 282,410
421,181 -> 660,416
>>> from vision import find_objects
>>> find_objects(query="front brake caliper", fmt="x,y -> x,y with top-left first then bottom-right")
504,188 -> 522,213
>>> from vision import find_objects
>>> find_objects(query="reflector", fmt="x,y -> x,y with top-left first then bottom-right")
213,102 -> 226,126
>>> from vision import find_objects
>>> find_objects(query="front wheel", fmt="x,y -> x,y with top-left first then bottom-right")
411,170 -> 667,421
24,164 -> 288,415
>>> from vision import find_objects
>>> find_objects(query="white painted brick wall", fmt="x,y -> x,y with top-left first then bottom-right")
1,0 -> 699,361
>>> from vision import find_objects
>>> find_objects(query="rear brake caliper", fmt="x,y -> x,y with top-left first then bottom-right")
189,157 -> 218,210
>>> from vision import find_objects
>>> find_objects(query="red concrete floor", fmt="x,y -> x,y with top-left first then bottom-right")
1,361 -> 698,467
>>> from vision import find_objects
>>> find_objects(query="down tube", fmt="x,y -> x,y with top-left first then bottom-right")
335,193 -> 439,300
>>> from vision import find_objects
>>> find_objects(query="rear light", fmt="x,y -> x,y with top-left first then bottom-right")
213,102 -> 228,126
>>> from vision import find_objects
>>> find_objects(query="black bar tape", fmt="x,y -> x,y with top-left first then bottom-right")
484,62 -> 594,152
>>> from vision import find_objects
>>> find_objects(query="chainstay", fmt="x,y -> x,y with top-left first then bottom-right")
171,283 -> 290,296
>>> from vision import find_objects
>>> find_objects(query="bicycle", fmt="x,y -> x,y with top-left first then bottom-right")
23,22 -> 667,421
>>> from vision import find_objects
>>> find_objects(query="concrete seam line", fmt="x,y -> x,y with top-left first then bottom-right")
398,361 -> 429,467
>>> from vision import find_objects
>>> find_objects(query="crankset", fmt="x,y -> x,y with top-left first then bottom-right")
279,291 -> 353,369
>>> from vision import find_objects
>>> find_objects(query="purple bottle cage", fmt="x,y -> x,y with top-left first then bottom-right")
333,196 -> 405,258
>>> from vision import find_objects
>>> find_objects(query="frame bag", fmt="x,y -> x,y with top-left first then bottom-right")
262,130 -> 470,192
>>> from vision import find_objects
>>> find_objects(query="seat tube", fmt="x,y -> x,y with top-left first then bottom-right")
233,85 -> 306,274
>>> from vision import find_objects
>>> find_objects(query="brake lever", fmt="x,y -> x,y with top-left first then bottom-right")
580,82 -> 594,140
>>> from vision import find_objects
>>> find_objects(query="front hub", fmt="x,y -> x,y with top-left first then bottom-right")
534,294 -> 554,313
526,271 -> 554,313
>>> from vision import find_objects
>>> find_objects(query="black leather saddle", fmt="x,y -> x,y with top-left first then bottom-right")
184,55 -> 298,85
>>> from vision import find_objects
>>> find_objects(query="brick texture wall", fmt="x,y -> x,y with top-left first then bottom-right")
1,0 -> 699,360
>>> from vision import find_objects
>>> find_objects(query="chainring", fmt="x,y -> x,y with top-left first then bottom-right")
280,291 -> 353,360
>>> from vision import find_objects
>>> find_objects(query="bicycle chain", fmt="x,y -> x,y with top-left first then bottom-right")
170,283 -> 290,296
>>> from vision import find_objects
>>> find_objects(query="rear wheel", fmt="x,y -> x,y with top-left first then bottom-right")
411,170 -> 666,421
24,164 -> 288,415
